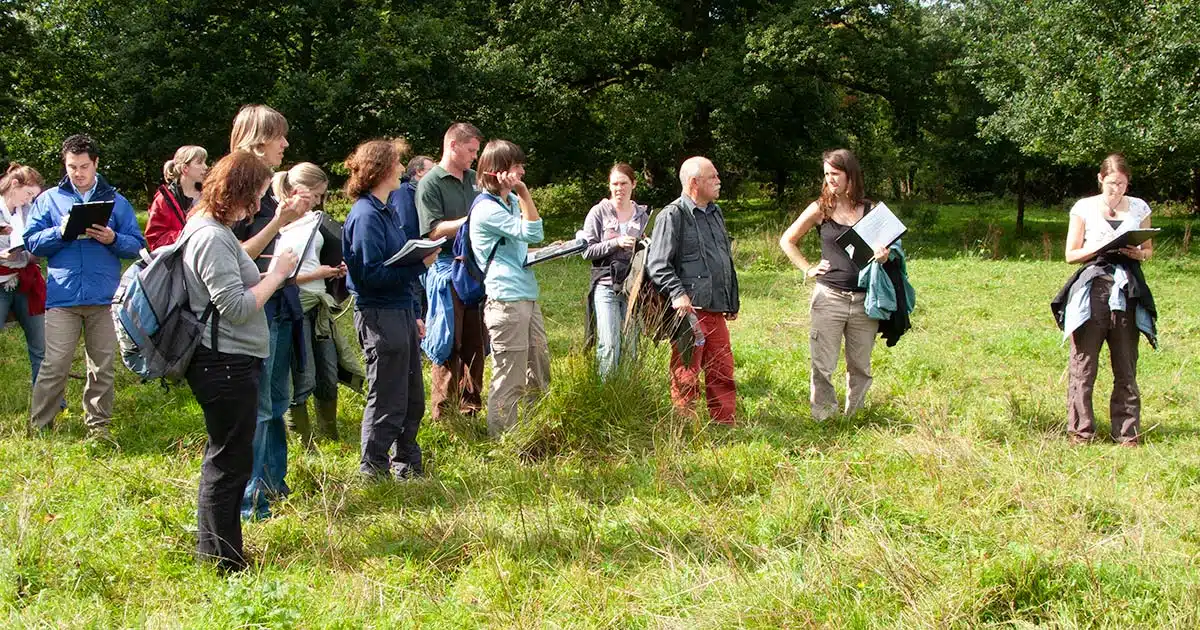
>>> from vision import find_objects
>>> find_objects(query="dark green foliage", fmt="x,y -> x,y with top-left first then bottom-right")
2,0 -> 1197,208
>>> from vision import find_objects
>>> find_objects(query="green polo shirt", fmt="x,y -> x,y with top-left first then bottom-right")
416,164 -> 477,256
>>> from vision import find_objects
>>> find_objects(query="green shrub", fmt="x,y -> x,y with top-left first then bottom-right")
530,182 -> 601,218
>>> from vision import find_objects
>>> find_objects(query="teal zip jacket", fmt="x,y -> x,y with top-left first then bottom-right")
857,243 -> 915,345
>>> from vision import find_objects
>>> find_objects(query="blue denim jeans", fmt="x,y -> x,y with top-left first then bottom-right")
291,308 -> 338,405
593,283 -> 637,379
0,288 -> 45,385
242,316 -> 294,520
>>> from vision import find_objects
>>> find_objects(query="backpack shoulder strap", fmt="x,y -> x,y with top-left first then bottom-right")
174,222 -> 221,350
469,193 -> 507,274
161,185 -> 187,226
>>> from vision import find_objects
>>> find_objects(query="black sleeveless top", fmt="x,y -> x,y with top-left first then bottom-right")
817,214 -> 865,292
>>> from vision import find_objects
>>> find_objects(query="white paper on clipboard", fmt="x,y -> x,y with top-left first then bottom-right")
270,211 -> 323,279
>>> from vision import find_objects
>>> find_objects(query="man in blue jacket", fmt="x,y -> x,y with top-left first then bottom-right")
23,134 -> 145,439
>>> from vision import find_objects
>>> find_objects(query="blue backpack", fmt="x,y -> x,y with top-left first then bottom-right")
450,194 -> 505,306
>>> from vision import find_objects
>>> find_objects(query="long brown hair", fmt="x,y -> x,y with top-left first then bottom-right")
0,163 -> 45,196
190,152 -> 273,225
817,148 -> 866,219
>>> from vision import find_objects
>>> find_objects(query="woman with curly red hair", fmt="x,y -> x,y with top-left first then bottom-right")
178,151 -> 298,571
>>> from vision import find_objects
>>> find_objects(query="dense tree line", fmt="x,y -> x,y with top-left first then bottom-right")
2,0 -> 1197,216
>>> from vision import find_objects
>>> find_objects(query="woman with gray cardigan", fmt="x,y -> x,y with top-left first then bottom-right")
580,163 -> 649,379
179,151 -> 298,572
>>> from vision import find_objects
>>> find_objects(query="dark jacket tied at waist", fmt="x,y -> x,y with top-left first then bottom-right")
1050,252 -> 1157,349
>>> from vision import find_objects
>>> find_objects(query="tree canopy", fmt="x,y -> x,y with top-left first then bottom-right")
2,0 -> 1196,210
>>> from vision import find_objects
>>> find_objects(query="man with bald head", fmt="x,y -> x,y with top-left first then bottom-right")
646,156 -> 739,424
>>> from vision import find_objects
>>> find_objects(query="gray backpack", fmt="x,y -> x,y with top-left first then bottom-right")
111,227 -> 217,384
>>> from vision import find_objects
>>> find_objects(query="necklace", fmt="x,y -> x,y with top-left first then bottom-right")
1103,195 -> 1123,219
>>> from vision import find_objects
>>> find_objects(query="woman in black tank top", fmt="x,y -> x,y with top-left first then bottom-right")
816,214 -> 867,292
779,149 -> 890,421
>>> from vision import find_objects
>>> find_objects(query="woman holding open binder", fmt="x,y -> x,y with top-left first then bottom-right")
342,140 -> 437,479
1051,153 -> 1155,447
271,163 -> 346,445
779,149 -> 889,421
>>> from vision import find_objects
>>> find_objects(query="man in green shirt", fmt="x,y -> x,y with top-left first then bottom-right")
416,122 -> 486,419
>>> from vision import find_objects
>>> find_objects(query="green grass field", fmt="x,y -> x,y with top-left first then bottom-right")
2,202 -> 1199,628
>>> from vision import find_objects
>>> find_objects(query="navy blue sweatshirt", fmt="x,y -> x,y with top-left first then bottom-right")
343,194 -> 425,310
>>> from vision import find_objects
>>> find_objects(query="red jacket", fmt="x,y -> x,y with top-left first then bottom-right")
144,183 -> 192,252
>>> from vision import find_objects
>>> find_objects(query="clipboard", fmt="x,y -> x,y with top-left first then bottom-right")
523,238 -> 587,268
62,200 -> 115,241
1096,228 -> 1158,254
270,211 -> 324,280
834,202 -> 907,268
384,237 -> 446,266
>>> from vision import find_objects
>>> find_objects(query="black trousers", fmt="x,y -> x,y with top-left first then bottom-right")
187,344 -> 262,571
355,307 -> 425,475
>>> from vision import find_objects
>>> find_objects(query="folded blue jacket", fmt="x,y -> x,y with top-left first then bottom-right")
421,258 -> 454,365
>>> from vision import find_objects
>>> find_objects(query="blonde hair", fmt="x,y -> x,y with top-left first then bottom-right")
163,145 -> 208,183
229,104 -> 289,155
272,162 -> 328,200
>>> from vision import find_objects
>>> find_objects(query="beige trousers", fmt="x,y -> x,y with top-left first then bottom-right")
30,305 -> 116,431
809,283 -> 879,420
483,299 -> 551,437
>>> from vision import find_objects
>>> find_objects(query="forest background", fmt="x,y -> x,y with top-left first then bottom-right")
2,0 -> 1198,222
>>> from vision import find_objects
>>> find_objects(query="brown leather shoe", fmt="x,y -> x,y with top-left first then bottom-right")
1116,437 -> 1140,448
1068,433 -> 1093,446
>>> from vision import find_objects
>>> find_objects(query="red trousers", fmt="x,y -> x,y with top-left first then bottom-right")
669,310 -> 737,424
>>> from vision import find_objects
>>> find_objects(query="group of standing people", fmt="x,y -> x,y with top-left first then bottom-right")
0,107 -> 1155,572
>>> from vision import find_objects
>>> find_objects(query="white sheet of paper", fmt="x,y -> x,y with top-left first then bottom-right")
852,202 -> 906,250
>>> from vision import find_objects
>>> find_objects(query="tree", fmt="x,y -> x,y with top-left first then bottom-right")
960,0 -> 1200,210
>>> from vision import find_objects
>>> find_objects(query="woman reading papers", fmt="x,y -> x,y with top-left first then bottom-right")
1052,153 -> 1156,447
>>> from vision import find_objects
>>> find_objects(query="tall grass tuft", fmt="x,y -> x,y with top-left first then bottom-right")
501,346 -> 688,460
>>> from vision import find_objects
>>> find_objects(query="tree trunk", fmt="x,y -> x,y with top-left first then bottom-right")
1192,166 -> 1200,215
1016,165 -> 1027,235
774,167 -> 788,200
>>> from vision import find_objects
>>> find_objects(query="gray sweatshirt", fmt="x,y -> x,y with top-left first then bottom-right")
180,216 -> 270,358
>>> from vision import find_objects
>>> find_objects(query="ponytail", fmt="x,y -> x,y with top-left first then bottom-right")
0,163 -> 46,196
163,145 -> 208,184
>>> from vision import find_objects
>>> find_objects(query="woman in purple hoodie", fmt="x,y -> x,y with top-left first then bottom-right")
580,163 -> 649,379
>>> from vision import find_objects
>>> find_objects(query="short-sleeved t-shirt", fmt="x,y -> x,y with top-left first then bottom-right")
416,165 -> 477,255
1069,196 -> 1151,250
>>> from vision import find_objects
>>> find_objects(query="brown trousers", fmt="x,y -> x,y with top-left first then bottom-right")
1067,276 -> 1140,442
30,305 -> 115,431
430,286 -> 486,418
482,299 -> 551,437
